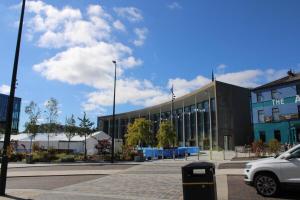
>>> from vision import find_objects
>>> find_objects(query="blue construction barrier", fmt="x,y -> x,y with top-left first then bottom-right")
140,146 -> 200,159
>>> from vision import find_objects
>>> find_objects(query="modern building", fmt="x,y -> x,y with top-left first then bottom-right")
251,71 -> 300,145
98,81 -> 252,150
0,93 -> 21,133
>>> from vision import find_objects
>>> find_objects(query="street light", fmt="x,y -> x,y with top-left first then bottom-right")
0,0 -> 26,195
111,60 -> 117,163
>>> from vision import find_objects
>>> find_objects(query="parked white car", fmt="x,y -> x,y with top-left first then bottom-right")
244,144 -> 300,197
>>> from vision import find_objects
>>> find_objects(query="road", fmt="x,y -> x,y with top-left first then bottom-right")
228,175 -> 300,200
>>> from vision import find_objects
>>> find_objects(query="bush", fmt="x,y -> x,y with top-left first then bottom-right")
120,145 -> 136,161
268,139 -> 281,155
59,155 -> 75,162
252,140 -> 266,157
32,151 -> 58,162
203,138 -> 210,150
32,142 -> 41,152
9,152 -> 25,162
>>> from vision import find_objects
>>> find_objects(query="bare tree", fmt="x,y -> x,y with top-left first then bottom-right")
65,114 -> 77,153
44,98 -> 59,150
24,101 -> 41,153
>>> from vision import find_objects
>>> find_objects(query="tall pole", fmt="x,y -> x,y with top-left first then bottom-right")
0,0 -> 26,195
111,60 -> 117,163
208,91 -> 213,160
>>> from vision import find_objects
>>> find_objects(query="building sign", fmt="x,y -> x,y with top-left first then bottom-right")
272,95 -> 300,106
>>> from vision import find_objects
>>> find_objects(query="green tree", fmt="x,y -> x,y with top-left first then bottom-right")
24,101 -> 41,153
78,112 -> 94,159
65,114 -> 77,153
125,118 -> 153,147
156,120 -> 177,148
44,98 -> 59,150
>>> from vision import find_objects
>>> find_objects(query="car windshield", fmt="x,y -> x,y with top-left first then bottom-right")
278,144 -> 300,159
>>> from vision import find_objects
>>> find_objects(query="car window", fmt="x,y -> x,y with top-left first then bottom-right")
291,148 -> 300,158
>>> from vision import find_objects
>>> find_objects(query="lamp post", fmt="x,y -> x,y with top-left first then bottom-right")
0,0 -> 26,195
111,60 -> 117,163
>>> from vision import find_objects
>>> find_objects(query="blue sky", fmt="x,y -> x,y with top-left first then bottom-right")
1,0 -> 300,131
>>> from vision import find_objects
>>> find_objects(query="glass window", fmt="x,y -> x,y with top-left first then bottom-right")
274,130 -> 281,142
291,148 -> 300,158
259,131 -> 266,143
297,84 -> 300,95
271,89 -> 279,99
258,110 -> 264,123
272,108 -> 280,121
257,92 -> 263,102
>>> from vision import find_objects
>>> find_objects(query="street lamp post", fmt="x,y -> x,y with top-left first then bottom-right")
111,60 -> 117,163
0,0 -> 26,195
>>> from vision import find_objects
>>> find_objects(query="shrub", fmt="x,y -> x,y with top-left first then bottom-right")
252,140 -> 266,157
120,145 -> 135,161
32,142 -> 41,152
32,151 -> 58,162
268,139 -> 281,155
59,155 -> 75,162
203,138 -> 210,150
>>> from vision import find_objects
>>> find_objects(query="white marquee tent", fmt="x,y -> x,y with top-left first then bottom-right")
0,131 -> 122,155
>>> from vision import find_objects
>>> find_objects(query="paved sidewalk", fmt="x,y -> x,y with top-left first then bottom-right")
7,169 -> 122,177
2,161 -> 237,200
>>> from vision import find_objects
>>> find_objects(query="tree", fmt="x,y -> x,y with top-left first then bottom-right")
44,98 -> 59,150
65,114 -> 77,153
95,139 -> 111,158
156,120 -> 177,148
125,118 -> 153,147
78,112 -> 94,159
24,101 -> 41,153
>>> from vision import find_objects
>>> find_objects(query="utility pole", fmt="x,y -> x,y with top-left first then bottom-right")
0,0 -> 26,195
111,60 -> 117,163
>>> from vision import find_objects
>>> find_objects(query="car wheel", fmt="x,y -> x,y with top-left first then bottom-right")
254,174 -> 278,197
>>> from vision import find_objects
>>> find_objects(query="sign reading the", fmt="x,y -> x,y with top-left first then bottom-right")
271,95 -> 300,106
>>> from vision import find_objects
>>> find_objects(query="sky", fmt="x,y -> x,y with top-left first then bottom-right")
1,0 -> 300,131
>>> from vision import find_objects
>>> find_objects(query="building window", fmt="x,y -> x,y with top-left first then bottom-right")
258,110 -> 264,123
259,131 -> 266,143
274,130 -> 281,142
257,92 -> 263,102
272,108 -> 280,121
296,84 -> 300,95
271,89 -> 279,99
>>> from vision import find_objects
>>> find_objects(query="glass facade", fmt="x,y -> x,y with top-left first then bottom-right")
0,94 -> 21,132
98,97 -> 217,149
252,83 -> 300,144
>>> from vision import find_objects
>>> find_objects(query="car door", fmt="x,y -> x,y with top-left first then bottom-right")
280,147 -> 300,183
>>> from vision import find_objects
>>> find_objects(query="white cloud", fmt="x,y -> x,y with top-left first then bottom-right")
33,42 -> 142,89
216,70 -> 263,88
133,27 -> 148,46
0,85 -> 10,95
167,2 -> 182,10
26,1 -> 111,48
113,20 -> 126,31
114,7 -> 143,22
168,76 -> 211,97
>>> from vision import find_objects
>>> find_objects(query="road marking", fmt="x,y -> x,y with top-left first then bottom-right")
216,175 -> 228,200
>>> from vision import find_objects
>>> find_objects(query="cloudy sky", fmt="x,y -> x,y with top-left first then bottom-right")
1,0 -> 300,130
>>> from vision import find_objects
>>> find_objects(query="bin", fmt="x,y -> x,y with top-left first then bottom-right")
181,162 -> 217,200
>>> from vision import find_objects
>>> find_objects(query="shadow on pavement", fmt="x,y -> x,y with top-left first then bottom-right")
4,195 -> 32,200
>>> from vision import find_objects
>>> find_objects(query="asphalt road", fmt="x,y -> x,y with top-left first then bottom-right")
228,175 -> 300,200
7,175 -> 106,190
